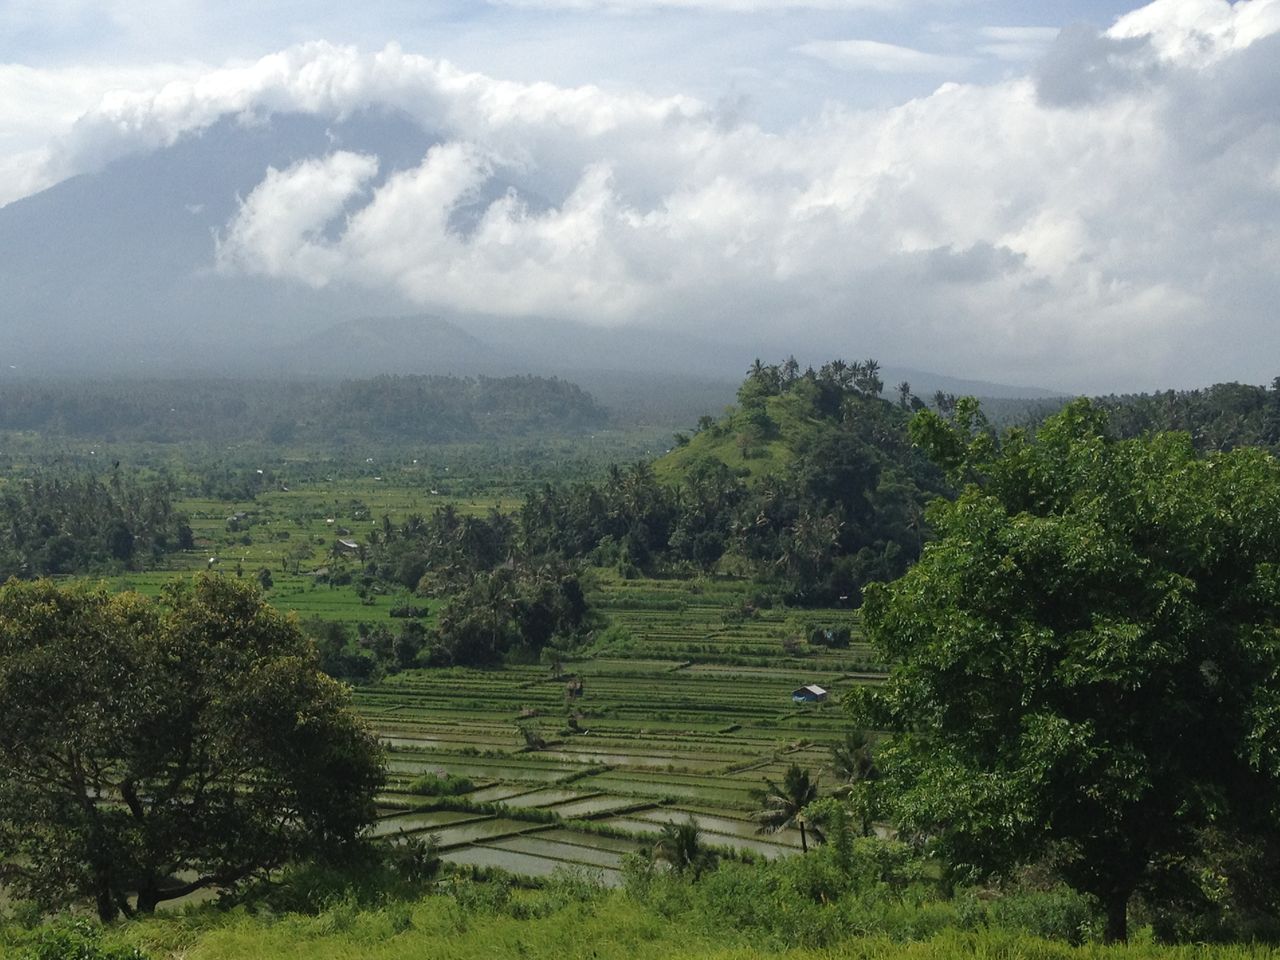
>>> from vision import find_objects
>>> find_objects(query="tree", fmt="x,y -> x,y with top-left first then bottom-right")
853,399 -> 1280,942
0,575 -> 385,922
651,816 -> 715,878
751,764 -> 824,852
830,731 -> 881,836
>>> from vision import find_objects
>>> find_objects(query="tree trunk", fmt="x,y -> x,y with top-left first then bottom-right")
94,885 -> 118,924
799,820 -> 808,853
1104,892 -> 1129,944
92,870 -> 119,926
136,880 -> 159,915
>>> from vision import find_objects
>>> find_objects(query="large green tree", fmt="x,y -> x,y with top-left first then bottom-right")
0,575 -> 384,922
853,399 -> 1280,942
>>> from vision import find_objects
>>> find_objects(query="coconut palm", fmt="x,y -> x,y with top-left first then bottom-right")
831,730 -> 878,785
652,815 -> 715,878
831,731 -> 880,836
751,764 -> 823,852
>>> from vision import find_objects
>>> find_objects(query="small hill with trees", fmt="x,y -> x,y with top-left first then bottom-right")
357,358 -> 948,622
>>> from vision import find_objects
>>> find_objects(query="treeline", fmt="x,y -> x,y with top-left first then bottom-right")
0,374 -> 609,444
1100,379 -> 1280,452
362,359 -> 946,618
0,471 -> 193,578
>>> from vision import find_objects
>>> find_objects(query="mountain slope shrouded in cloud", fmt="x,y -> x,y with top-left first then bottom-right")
1,1 -> 1279,391
0,108 -> 436,371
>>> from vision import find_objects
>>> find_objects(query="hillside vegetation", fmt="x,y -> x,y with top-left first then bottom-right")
0,375 -> 608,445
8,855 -> 1280,960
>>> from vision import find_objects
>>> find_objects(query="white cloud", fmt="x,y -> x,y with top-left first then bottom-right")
976,26 -> 1060,62
216,150 -> 379,284
5,0 -> 1280,391
487,0 -> 910,10
1109,0 -> 1280,64
795,38 -> 978,73
0,60 -> 208,202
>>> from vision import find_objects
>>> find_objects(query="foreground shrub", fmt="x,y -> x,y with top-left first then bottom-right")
19,918 -> 148,960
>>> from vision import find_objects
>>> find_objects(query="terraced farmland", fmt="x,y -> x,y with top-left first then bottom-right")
358,573 -> 883,882
98,482 -> 885,884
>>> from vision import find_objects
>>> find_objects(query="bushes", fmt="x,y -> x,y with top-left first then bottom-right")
239,838 -> 441,916
408,773 -> 475,796
620,832 -> 1119,949
623,837 -> 941,948
14,918 -> 148,960
983,888 -> 1099,945
10,850 -> 1280,956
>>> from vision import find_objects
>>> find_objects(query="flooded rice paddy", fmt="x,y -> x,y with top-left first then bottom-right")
352,574 -> 876,882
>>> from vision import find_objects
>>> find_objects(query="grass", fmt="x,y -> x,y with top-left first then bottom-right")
9,882 -> 1280,960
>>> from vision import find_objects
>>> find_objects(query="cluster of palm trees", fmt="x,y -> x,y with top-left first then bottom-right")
0,470 -> 193,578
647,732 -> 881,879
753,732 -> 881,853
744,357 -> 886,399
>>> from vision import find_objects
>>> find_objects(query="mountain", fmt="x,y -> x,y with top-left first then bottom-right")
0,110 -> 433,373
0,114 -> 1066,407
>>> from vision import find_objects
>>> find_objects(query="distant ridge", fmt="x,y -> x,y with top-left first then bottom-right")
278,315 -> 508,377
881,366 -> 1065,401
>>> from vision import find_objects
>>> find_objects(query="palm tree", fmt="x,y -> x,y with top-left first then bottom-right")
830,731 -> 880,836
831,730 -> 877,784
751,764 -> 823,852
652,816 -> 714,878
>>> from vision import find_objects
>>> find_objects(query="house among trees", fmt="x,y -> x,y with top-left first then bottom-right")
335,538 -> 360,554
792,684 -> 828,703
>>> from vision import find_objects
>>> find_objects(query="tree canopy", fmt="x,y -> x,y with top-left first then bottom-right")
0,575 -> 384,922
853,399 -> 1280,942
0,470 -> 193,578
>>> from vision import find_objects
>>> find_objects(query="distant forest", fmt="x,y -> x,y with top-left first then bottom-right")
0,375 -> 609,444
0,471 -> 192,578
1099,380 -> 1280,452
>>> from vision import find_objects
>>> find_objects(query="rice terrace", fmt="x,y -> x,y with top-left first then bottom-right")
114,473 -> 873,884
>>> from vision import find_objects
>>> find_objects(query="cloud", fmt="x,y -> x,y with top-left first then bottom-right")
0,60 -> 208,203
976,26 -> 1060,62
794,38 -> 977,73
216,150 -> 380,284
486,0 -> 911,10
1109,0 -> 1280,64
6,0 -> 1280,392
1033,23 -> 1157,106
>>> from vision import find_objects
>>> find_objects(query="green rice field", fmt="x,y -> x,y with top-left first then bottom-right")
97,481 -> 883,883
359,570 -> 875,878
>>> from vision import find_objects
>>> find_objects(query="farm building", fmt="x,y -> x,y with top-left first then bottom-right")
792,684 -> 828,703
335,538 -> 360,554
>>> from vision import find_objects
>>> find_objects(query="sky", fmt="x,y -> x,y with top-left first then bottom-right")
2,0 -> 1279,392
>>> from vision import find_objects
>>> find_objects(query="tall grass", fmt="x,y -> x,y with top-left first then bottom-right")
7,845 -> 1280,960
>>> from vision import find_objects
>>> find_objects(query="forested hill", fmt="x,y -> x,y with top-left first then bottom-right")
524,359 -> 947,605
970,380 -> 1280,451
0,375 -> 609,444
1099,380 -> 1280,452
